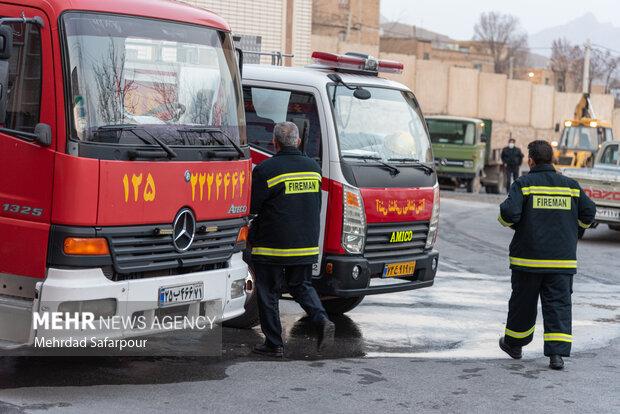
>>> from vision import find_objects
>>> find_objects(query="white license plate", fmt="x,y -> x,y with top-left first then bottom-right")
158,282 -> 204,307
596,207 -> 620,222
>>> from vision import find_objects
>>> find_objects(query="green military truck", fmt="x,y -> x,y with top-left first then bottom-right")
426,116 -> 505,193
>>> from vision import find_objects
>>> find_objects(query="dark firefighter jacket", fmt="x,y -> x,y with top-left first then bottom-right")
249,146 -> 322,265
501,146 -> 524,168
498,164 -> 596,274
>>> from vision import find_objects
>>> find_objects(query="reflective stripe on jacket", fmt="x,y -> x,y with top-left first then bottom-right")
249,146 -> 322,265
498,164 -> 596,273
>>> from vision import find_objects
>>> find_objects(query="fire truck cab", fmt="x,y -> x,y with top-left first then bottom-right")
0,0 -> 252,348
231,52 -> 439,325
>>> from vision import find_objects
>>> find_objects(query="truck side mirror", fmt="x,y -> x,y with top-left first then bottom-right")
34,123 -> 52,146
235,47 -> 243,78
480,134 -> 488,143
0,26 -> 12,124
0,25 -> 13,60
554,123 -> 560,132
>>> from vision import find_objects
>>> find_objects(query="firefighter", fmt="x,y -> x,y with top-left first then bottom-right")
249,122 -> 335,358
501,138 -> 524,191
497,140 -> 596,370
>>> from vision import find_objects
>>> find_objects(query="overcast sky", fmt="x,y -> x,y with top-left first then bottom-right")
380,0 -> 619,42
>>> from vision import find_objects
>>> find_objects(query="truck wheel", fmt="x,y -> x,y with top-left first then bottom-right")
223,272 -> 260,329
321,296 -> 365,315
466,175 -> 481,193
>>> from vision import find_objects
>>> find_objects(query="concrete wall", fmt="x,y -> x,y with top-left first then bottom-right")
378,52 -> 416,91
590,94 -> 615,122
553,92 -> 582,126
614,109 -> 620,138
505,80 -> 532,126
447,67 -> 478,117
478,72 -> 506,121
414,60 -> 449,114
530,85 -> 555,130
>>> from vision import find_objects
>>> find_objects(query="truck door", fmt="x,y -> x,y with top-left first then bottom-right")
0,7 -> 55,284
243,83 -> 328,274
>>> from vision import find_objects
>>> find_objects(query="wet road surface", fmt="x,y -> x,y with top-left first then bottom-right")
0,193 -> 618,413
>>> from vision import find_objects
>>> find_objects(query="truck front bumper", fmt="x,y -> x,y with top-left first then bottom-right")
314,250 -> 439,298
0,253 -> 248,348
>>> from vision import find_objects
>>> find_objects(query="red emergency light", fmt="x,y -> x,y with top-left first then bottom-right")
311,51 -> 404,75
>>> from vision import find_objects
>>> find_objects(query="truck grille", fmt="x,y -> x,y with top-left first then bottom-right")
363,221 -> 429,263
101,218 -> 245,275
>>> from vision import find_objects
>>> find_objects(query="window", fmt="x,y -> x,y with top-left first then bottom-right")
599,144 -> 619,165
4,23 -> 42,133
243,86 -> 322,160
427,119 -> 475,146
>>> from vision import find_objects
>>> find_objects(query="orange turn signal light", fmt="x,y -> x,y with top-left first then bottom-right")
345,191 -> 360,207
63,237 -> 110,256
237,225 -> 249,243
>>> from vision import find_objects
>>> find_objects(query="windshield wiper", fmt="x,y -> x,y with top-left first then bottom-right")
342,154 -> 400,176
388,158 -> 435,175
178,127 -> 245,158
96,125 -> 177,159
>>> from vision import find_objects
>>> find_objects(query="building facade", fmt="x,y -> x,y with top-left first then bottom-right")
182,0 -> 312,66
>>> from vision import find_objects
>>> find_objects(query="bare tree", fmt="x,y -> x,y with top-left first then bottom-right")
551,38 -> 620,93
92,39 -> 137,124
473,11 -> 529,75
550,38 -> 580,92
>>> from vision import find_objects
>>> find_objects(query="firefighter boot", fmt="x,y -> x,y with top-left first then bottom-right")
252,343 -> 284,358
549,355 -> 564,370
499,337 -> 522,359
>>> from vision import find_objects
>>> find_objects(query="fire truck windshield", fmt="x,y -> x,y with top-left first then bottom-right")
330,86 -> 432,163
62,12 -> 246,149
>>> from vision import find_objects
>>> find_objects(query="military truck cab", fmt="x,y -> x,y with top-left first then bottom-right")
427,116 -> 504,194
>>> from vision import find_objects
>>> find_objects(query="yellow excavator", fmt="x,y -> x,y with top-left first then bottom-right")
552,93 -> 614,168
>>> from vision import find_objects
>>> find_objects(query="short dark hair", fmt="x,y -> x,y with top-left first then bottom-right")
508,138 -> 516,143
527,140 -> 553,165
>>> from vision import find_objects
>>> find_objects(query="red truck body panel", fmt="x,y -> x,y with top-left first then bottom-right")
0,0 -> 244,280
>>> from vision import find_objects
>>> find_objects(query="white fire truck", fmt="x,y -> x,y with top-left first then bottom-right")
226,51 -> 440,328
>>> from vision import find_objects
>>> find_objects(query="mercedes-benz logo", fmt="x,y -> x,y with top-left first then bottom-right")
172,208 -> 196,252
184,170 -> 191,183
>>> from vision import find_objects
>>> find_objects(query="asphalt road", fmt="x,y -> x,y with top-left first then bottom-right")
0,193 -> 618,413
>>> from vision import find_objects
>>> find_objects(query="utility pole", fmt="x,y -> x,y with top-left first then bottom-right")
508,56 -> 514,79
582,39 -> 591,94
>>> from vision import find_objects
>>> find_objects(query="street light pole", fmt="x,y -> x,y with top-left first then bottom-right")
582,39 -> 591,94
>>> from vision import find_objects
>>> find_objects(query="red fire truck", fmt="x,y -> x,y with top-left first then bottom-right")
0,0 -> 252,348
227,52 -> 439,328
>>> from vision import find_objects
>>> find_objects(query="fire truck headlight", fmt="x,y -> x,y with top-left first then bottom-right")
425,184 -> 440,250
342,185 -> 366,254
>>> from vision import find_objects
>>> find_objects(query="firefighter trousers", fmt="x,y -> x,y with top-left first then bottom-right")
254,263 -> 329,348
504,270 -> 573,356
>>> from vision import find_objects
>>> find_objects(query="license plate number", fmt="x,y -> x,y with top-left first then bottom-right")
158,282 -> 204,307
382,261 -> 416,278
596,207 -> 620,221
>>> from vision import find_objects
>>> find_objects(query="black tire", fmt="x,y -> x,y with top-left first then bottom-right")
223,269 -> 260,329
466,175 -> 482,193
321,296 -> 365,315
485,185 -> 497,194
484,170 -> 506,194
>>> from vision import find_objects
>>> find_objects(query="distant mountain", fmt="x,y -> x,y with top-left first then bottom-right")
529,13 -> 620,56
